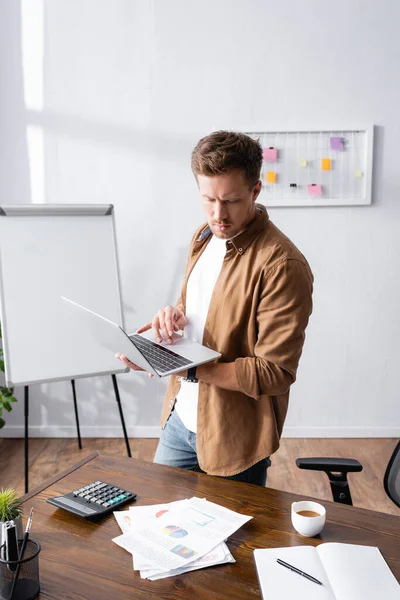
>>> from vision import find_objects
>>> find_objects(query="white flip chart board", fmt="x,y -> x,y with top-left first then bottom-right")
0,205 -> 127,386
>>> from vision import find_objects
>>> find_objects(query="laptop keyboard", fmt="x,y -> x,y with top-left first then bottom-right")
129,334 -> 192,373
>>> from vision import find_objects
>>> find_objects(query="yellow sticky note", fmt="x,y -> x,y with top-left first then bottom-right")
267,171 -> 276,183
355,170 -> 363,178
321,158 -> 331,171
300,159 -> 307,167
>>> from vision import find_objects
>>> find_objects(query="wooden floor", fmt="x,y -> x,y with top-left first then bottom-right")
0,437 -> 398,516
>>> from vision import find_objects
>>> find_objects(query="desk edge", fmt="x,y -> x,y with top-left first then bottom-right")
20,451 -> 100,503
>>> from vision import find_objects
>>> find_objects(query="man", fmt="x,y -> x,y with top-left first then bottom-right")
117,131 -> 313,486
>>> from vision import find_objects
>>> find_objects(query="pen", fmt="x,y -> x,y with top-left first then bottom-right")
276,557 -> 323,585
9,508 -> 34,600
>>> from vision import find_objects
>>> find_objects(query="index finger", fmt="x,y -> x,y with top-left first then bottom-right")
137,322 -> 152,334
152,314 -> 163,343
164,306 -> 175,337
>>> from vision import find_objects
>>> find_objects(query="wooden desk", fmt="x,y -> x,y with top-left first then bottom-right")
21,452 -> 400,599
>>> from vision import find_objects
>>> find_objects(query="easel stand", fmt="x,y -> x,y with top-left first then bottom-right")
23,374 -> 131,493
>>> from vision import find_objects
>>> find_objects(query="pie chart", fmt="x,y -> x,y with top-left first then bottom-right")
162,525 -> 188,538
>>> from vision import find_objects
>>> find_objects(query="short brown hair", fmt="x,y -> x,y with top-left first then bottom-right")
191,130 -> 262,188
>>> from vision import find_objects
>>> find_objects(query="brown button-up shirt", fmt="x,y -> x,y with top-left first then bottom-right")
161,204 -> 313,476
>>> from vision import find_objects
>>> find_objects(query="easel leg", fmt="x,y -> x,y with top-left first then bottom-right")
111,374 -> 131,458
71,379 -> 82,449
24,386 -> 29,494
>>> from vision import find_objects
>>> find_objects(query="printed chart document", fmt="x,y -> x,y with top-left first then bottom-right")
113,497 -> 251,578
254,543 -> 400,600
114,500 -> 234,577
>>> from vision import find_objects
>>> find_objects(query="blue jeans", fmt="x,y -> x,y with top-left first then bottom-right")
154,408 -> 271,486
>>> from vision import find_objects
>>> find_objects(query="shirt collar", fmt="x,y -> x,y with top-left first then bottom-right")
194,204 -> 269,255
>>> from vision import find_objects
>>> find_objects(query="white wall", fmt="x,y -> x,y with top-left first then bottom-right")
1,0 -> 399,438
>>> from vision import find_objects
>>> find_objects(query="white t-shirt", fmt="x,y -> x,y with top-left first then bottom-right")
175,234 -> 227,432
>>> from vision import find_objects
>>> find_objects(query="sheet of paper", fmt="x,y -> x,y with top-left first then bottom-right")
254,546 -> 335,600
114,510 -> 135,533
318,543 -> 400,600
132,541 -> 233,575
308,183 -> 322,196
142,542 -> 235,580
113,497 -> 252,573
267,171 -> 277,183
321,158 -> 331,170
114,500 -> 190,571
330,137 -> 344,151
263,147 -> 278,162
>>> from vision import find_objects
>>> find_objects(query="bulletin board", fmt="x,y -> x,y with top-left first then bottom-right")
245,127 -> 374,207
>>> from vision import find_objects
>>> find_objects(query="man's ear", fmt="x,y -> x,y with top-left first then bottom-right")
253,180 -> 262,201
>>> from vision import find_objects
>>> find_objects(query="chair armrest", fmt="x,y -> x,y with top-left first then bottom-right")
296,457 -> 363,473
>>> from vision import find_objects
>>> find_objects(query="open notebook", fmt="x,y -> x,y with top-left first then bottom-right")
254,543 -> 399,600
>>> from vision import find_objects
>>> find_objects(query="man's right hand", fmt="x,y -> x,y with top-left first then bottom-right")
138,305 -> 188,344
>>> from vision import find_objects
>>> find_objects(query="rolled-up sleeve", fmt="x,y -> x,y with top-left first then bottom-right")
235,258 -> 313,400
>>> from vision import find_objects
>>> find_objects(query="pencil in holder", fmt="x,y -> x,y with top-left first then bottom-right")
0,539 -> 40,600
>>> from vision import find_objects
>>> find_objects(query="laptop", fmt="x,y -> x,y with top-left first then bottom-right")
61,296 -> 221,378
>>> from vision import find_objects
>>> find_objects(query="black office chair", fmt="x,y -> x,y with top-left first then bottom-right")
296,440 -> 400,508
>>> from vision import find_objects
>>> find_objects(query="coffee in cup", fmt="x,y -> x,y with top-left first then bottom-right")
291,501 -> 326,537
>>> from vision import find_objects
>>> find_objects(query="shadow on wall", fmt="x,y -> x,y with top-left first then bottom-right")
26,108 -> 193,162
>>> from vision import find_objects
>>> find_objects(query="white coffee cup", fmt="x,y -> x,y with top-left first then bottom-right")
291,500 -> 326,537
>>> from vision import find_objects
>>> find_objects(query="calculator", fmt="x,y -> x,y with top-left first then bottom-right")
46,480 -> 137,521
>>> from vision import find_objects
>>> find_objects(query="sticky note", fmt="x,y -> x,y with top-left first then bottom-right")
308,184 -> 322,196
321,158 -> 331,171
355,170 -> 363,178
267,171 -> 276,183
330,137 -> 344,151
263,147 -> 278,162
300,159 -> 308,167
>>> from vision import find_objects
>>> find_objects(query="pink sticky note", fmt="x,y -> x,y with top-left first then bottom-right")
308,184 -> 322,196
330,136 -> 344,151
263,147 -> 278,162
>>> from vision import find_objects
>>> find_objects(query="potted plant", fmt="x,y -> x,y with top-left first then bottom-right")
0,321 -> 17,429
0,488 -> 24,548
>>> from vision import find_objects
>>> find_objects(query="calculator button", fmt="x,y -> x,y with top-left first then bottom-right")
98,483 -> 107,489
90,498 -> 98,503
103,502 -> 110,507
94,481 -> 102,485
95,500 -> 104,505
119,494 -> 127,500
84,495 -> 92,501
78,493 -> 86,498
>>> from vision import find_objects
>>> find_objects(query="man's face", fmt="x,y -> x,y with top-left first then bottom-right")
197,170 -> 262,239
